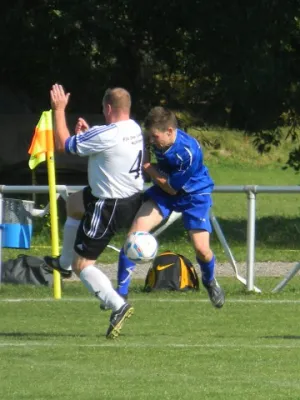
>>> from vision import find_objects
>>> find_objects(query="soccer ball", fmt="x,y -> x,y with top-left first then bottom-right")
124,231 -> 158,263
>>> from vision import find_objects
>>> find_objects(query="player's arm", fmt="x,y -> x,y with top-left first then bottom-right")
143,162 -> 177,195
50,84 -> 71,152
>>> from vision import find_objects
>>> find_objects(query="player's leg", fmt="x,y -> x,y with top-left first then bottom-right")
183,195 -> 225,308
72,197 -> 134,338
189,229 -> 225,308
100,200 -> 163,311
189,229 -> 214,281
73,255 -> 126,312
44,188 -> 85,277
129,186 -> 173,234
117,198 -> 164,297
128,199 -> 164,233
117,187 -> 173,298
114,193 -> 143,299
60,189 -> 84,266
72,254 -> 133,339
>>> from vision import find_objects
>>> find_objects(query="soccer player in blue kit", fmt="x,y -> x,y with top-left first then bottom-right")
117,106 -> 225,308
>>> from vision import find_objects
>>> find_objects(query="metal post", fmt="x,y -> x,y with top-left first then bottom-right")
246,189 -> 256,291
211,212 -> 262,292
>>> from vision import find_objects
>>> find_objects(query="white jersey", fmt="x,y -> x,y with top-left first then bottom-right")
65,119 -> 144,198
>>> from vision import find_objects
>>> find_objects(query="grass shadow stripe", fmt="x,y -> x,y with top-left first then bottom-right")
1,298 -> 300,304
1,342 -> 300,349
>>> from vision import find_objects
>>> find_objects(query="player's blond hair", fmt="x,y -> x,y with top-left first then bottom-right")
103,87 -> 131,111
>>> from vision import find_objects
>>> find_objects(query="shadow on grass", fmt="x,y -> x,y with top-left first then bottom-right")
262,335 -> 300,340
160,216 -> 300,249
0,332 -> 88,338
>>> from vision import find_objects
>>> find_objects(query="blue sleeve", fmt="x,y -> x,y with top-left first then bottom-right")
168,147 -> 201,191
65,136 -> 77,154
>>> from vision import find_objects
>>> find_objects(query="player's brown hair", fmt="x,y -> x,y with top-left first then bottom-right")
144,106 -> 178,131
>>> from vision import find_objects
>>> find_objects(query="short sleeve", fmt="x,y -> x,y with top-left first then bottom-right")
65,124 -> 117,156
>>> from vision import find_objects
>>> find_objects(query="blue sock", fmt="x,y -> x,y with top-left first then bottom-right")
117,248 -> 136,296
197,254 -> 215,285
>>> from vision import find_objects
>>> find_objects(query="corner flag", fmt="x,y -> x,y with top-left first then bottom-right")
28,109 -> 61,299
28,110 -> 53,169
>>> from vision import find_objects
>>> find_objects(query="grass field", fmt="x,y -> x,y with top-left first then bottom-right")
1,279 -> 300,400
1,131 -> 300,399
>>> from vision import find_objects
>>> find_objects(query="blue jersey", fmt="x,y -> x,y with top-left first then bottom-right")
153,129 -> 214,194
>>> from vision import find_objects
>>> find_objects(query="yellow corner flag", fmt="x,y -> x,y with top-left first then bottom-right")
28,109 -> 62,299
28,110 -> 53,169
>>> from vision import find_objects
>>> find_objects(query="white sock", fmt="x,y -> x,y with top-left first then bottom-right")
59,217 -> 80,270
80,266 -> 125,312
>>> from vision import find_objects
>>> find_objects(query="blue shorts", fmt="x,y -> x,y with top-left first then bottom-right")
145,186 -> 212,232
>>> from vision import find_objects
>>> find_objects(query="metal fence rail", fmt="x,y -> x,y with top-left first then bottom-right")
1,184 -> 300,292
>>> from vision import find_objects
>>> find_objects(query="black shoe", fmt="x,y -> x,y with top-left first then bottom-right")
106,303 -> 134,339
44,256 -> 73,279
203,278 -> 225,308
100,294 -> 128,311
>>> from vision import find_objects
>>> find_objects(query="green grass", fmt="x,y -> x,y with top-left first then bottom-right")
191,127 -> 299,167
3,128 -> 300,264
2,129 -> 300,399
1,279 -> 300,400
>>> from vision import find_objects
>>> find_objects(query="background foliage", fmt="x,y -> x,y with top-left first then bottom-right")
2,1 -> 300,162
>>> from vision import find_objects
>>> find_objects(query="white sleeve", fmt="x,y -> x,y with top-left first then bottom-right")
65,124 -> 118,156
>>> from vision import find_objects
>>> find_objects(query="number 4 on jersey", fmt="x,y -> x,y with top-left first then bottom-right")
129,150 -> 143,179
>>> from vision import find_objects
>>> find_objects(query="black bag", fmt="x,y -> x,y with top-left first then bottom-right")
144,251 -> 199,292
1,254 -> 54,286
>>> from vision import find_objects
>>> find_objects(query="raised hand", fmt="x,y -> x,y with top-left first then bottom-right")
50,84 -> 70,111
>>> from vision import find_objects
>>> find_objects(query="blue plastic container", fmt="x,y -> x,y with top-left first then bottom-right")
2,198 -> 34,249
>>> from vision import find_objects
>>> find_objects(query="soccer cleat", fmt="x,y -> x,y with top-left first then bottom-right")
203,278 -> 225,308
106,303 -> 134,339
100,294 -> 128,311
44,256 -> 73,278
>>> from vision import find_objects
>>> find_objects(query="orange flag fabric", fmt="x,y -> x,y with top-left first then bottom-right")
28,110 -> 53,169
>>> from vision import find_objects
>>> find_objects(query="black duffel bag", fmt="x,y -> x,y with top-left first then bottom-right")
1,254 -> 55,286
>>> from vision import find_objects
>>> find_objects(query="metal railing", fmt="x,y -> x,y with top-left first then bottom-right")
1,184 -> 299,292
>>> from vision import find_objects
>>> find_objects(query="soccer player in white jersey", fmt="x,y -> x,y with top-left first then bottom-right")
45,84 -> 144,338
118,106 -> 225,308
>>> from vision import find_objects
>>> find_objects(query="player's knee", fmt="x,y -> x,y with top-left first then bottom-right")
195,247 -> 212,262
71,260 -> 82,277
72,255 -> 94,276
